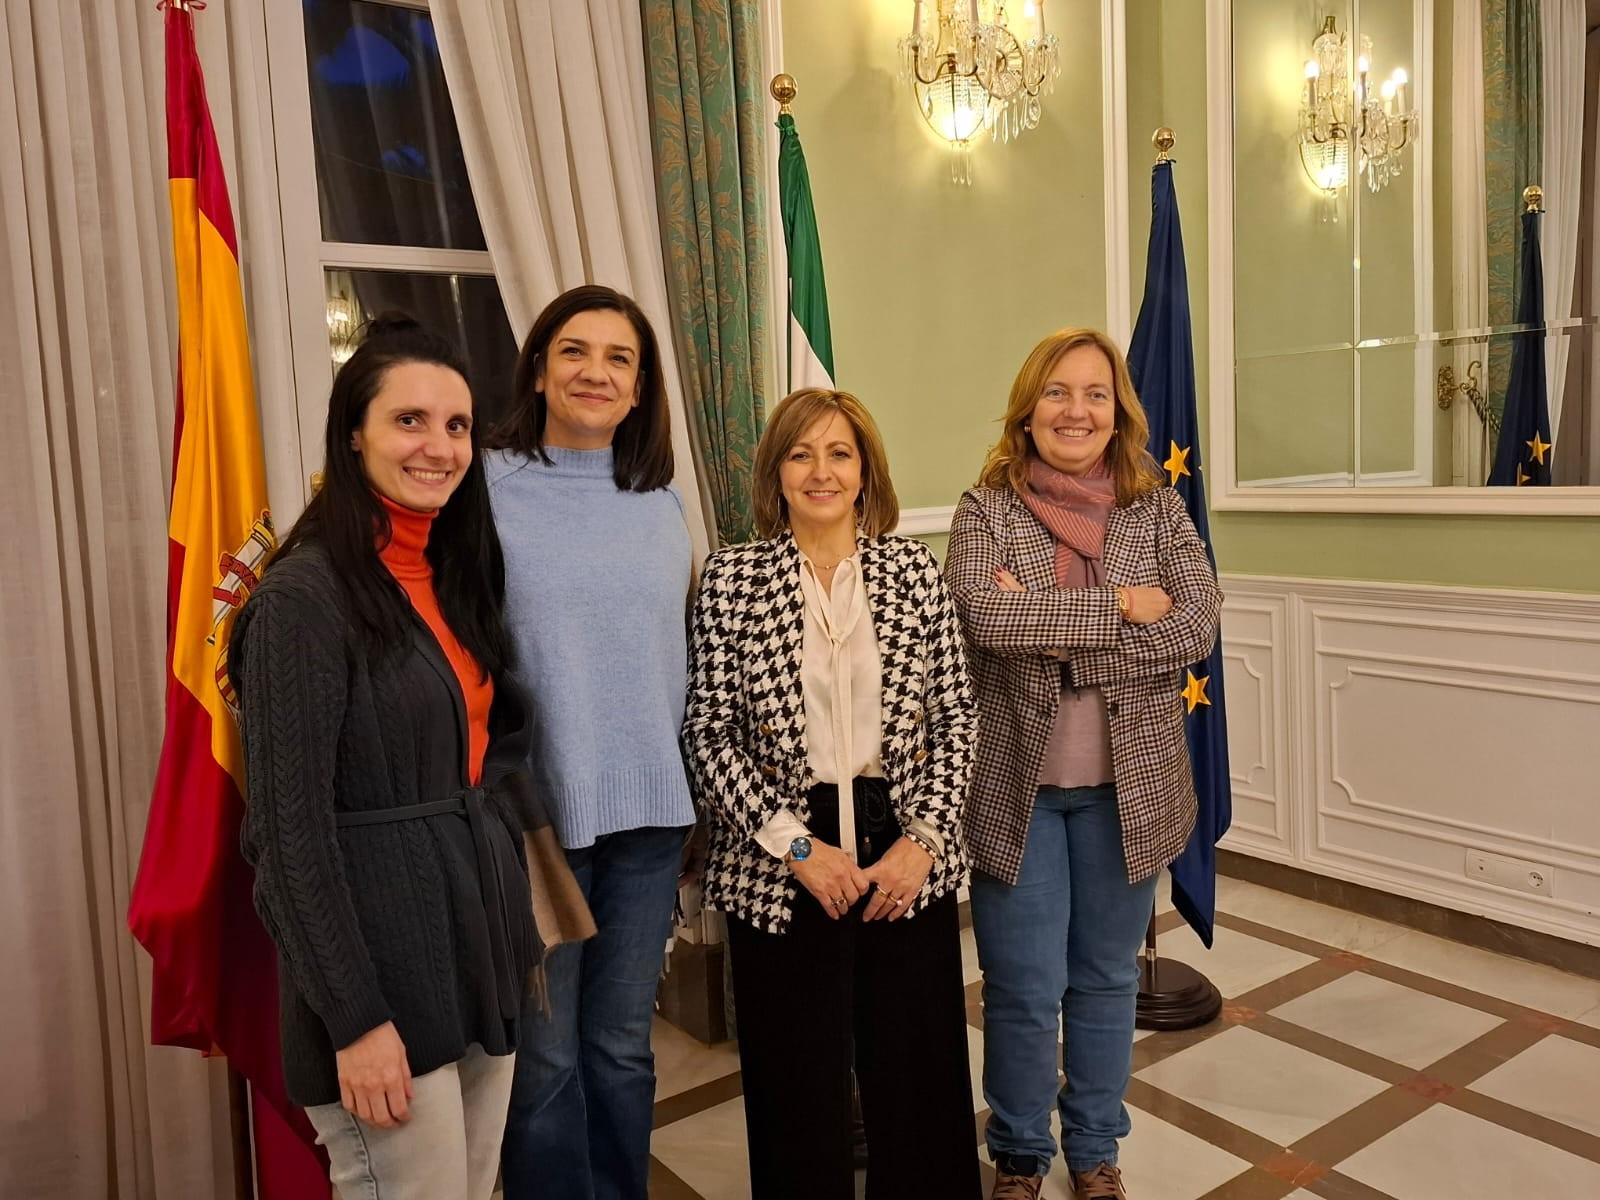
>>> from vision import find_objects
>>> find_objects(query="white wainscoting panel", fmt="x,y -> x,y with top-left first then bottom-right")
1222,574 -> 1600,946
1218,592 -> 1292,859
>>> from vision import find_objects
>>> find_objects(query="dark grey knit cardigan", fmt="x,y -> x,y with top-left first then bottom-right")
231,545 -> 539,1108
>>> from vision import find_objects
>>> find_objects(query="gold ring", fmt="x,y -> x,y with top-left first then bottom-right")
889,896 -> 903,905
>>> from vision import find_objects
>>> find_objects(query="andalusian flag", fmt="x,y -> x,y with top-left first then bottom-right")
1127,159 -> 1232,949
128,5 -> 326,1195
776,111 -> 835,389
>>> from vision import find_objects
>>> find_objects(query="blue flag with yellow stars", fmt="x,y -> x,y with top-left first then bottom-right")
1126,159 -> 1231,949
1488,208 -> 1552,486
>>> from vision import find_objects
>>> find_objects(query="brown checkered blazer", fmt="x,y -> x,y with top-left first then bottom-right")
944,484 -> 1222,887
683,533 -> 976,933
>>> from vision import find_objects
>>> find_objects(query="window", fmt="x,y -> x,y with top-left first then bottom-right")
271,0 -> 518,442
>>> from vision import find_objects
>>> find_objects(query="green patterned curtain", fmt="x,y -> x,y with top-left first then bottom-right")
641,0 -> 770,545
1482,0 -> 1542,418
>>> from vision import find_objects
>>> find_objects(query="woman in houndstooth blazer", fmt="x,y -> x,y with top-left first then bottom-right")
685,388 -> 982,1200
945,329 -> 1222,1200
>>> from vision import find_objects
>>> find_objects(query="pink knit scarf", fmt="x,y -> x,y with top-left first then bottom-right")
1019,457 -> 1115,586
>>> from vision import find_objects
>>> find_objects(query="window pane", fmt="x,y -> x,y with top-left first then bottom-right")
303,0 -> 486,250
325,270 -> 519,426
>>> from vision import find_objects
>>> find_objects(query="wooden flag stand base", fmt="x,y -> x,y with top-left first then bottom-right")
1134,907 -> 1222,1031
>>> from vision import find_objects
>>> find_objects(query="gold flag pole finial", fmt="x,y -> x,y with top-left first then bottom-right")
771,74 -> 797,115
1154,127 -> 1175,162
1523,184 -> 1544,214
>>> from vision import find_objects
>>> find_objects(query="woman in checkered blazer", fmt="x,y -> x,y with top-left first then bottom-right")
945,328 -> 1222,1200
684,388 -> 982,1200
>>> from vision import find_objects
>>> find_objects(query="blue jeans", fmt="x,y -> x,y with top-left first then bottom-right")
971,785 -> 1159,1175
500,824 -> 691,1200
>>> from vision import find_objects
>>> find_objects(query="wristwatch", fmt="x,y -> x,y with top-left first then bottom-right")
784,836 -> 813,865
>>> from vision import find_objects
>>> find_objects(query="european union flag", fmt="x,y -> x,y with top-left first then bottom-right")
1126,159 -> 1231,949
1488,207 -> 1552,486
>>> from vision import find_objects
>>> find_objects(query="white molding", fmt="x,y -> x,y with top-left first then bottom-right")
1203,0 -> 1600,515
895,505 -> 958,536
1205,0 -> 1238,514
1101,0 -> 1132,347
317,243 -> 496,275
1226,572 -> 1600,620
1410,0 -> 1436,485
1240,470 -> 1357,489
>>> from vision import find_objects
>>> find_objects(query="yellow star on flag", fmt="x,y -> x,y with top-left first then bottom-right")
1181,670 -> 1211,714
1526,433 -> 1551,466
1163,440 -> 1192,486
1516,463 -> 1530,486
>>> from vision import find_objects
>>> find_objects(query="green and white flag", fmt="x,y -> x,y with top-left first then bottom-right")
776,112 -> 835,391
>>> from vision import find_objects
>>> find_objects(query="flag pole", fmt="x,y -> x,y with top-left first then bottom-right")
1132,127 -> 1224,1033
771,72 -> 798,395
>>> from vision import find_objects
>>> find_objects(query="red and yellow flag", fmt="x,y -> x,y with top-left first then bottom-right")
128,4 -> 326,1194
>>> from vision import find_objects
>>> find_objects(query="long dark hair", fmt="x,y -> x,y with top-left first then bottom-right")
487,284 -> 674,492
272,313 -> 511,678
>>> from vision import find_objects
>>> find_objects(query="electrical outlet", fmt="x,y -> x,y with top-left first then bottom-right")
1464,849 -> 1553,896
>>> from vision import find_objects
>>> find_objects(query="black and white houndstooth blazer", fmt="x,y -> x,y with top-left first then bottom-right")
683,532 -> 976,934
944,484 -> 1222,888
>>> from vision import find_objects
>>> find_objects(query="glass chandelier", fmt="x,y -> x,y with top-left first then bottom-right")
897,0 -> 1062,184
1298,15 -> 1417,202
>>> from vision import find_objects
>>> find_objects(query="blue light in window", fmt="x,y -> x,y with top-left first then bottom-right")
315,25 -> 411,89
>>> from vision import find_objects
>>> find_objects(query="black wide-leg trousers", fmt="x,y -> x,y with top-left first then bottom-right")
725,785 -> 981,1200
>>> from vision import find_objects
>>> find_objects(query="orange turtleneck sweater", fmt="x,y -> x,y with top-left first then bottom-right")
376,495 -> 493,783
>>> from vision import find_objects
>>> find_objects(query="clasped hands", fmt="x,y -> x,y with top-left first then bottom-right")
789,836 -> 931,922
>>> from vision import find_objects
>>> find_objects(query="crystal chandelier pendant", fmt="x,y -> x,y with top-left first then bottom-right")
899,0 -> 1061,181
1296,16 -> 1416,200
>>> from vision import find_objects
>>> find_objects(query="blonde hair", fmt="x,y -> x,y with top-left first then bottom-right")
976,327 -> 1164,505
752,388 -> 900,538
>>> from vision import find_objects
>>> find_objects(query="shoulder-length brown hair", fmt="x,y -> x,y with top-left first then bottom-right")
752,388 -> 900,539
976,327 -> 1164,506
487,284 -> 673,493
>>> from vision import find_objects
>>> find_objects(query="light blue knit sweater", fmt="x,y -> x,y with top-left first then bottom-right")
486,446 -> 696,848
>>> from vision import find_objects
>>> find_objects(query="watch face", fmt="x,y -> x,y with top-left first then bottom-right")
789,836 -> 812,861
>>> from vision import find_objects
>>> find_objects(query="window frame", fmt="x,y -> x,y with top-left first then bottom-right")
264,0 -> 499,481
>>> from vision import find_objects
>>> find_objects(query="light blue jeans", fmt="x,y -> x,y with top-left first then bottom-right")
971,785 -> 1159,1175
305,1043 -> 514,1200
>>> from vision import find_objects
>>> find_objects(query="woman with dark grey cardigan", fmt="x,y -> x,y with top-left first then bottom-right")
231,316 -> 591,1200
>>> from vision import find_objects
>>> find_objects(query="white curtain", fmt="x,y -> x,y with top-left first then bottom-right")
1541,0 -> 1585,443
0,1 -> 232,1197
1451,0 -> 1492,484
1,0 -> 305,1195
431,0 -> 712,560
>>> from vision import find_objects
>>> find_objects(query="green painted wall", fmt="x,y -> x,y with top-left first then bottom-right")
784,1 -> 1599,592
781,0 -> 1107,511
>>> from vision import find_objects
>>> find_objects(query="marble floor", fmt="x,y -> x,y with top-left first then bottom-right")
643,875 -> 1600,1199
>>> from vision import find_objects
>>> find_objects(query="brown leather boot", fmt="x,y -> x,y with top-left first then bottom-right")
990,1171 -> 1045,1200
1070,1162 -> 1127,1199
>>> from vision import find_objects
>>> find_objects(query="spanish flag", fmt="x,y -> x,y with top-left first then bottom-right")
128,4 -> 327,1194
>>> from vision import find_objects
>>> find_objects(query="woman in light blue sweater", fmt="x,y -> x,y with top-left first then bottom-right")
487,285 -> 696,1200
